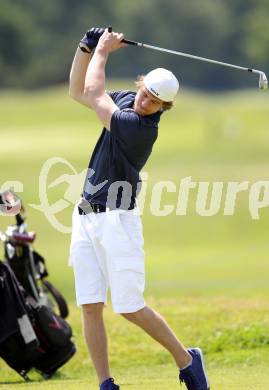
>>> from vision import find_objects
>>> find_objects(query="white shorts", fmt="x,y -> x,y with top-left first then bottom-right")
69,203 -> 145,313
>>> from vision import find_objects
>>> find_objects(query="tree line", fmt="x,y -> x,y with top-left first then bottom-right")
0,0 -> 268,90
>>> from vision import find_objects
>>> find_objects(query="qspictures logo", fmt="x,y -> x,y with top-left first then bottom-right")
1,157 -> 269,233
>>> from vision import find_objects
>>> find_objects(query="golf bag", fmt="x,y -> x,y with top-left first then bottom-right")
1,209 -> 69,318
0,260 -> 76,381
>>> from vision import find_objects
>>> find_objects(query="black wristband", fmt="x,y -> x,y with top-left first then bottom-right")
79,44 -> 91,54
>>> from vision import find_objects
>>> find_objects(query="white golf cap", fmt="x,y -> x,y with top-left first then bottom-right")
143,68 -> 179,102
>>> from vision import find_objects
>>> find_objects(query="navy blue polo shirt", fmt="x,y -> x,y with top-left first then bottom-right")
82,90 -> 162,209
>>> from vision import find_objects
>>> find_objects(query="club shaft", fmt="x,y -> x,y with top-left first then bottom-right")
123,39 -> 262,76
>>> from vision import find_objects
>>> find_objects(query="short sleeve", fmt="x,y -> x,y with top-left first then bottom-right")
107,91 -> 121,102
110,109 -> 141,148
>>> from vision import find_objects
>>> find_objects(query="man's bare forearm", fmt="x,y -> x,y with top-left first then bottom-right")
84,47 -> 109,99
69,48 -> 93,100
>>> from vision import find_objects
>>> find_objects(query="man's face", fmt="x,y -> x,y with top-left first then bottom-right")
133,85 -> 163,116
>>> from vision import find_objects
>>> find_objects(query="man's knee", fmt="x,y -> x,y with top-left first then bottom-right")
120,307 -> 145,322
82,302 -> 104,318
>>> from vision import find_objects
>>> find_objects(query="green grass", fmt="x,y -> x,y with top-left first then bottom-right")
1,299 -> 269,389
0,83 -> 269,388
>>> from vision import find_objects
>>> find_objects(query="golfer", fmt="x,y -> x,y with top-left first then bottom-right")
69,27 -> 209,390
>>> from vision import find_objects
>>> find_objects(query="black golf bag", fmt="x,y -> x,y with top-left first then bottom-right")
1,208 -> 68,318
0,200 -> 76,380
0,260 -> 76,381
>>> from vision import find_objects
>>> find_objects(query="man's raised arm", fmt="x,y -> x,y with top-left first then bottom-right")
69,28 -> 105,108
69,27 -> 126,130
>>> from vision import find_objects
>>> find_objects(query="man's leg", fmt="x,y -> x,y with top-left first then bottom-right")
82,303 -> 110,385
121,306 -> 192,369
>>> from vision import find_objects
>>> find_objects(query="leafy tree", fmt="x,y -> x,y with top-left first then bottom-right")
0,0 -> 268,89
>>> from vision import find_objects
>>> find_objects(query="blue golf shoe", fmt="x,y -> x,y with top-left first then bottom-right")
100,377 -> 120,390
179,348 -> 209,390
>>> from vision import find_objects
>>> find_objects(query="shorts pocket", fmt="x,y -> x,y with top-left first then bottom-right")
117,212 -> 144,258
101,211 -> 144,260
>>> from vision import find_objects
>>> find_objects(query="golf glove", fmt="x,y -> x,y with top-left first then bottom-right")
80,27 -> 105,50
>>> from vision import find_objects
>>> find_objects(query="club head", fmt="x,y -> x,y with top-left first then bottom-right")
259,72 -> 268,90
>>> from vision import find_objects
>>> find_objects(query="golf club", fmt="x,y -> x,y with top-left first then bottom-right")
122,37 -> 268,90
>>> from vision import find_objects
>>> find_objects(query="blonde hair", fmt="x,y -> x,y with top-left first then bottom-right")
135,75 -> 174,111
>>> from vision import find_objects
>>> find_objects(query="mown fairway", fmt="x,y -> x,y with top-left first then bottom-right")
0,83 -> 269,389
